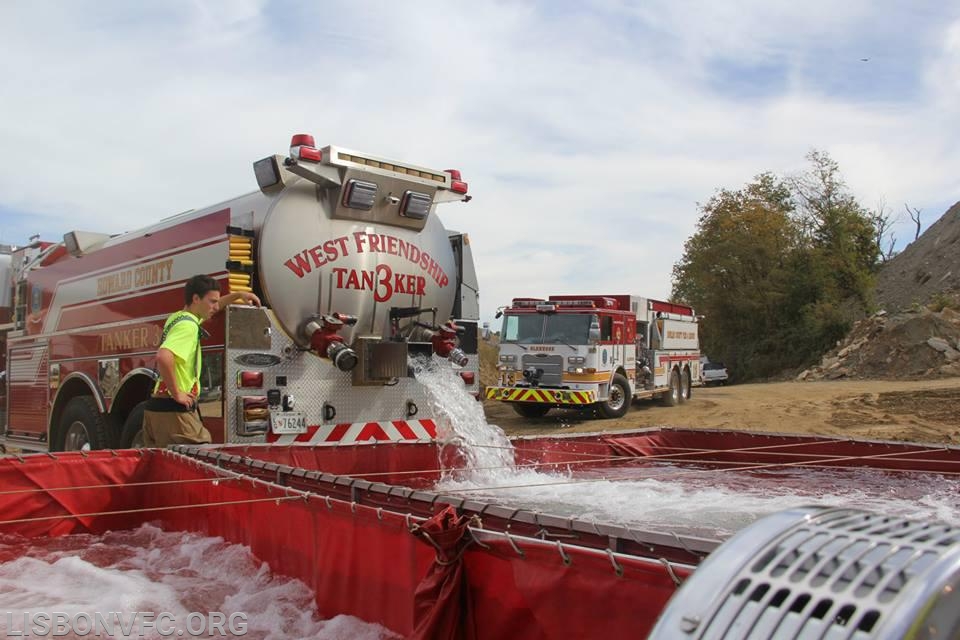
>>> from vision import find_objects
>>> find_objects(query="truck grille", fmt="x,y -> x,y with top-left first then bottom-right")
520,353 -> 563,387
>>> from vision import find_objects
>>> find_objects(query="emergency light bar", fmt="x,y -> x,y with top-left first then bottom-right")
336,152 -> 446,183
511,299 -> 546,308
548,296 -> 618,309
255,135 -> 471,201
327,146 -> 452,188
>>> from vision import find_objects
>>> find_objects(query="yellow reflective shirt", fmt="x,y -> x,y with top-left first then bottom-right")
153,310 -> 202,396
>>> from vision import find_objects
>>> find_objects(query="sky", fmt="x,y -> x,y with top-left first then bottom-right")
1,1 -> 958,327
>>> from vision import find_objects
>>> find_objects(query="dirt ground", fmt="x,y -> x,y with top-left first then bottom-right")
483,377 -> 960,445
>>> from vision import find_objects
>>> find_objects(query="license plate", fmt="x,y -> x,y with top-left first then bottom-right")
270,411 -> 307,434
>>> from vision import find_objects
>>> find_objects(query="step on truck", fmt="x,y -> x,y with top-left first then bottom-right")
0,134 -> 479,452
485,295 -> 700,418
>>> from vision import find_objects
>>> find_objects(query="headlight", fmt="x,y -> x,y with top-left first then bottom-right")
567,356 -> 585,364
499,354 -> 517,362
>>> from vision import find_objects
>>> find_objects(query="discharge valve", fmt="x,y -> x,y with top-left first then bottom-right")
431,320 -> 469,367
303,313 -> 359,372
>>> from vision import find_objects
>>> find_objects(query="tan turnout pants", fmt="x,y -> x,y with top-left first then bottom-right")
142,409 -> 212,447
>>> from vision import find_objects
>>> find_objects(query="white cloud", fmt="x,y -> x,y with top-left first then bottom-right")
0,1 -> 958,325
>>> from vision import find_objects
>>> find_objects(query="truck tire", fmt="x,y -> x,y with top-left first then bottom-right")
512,403 -> 551,418
58,396 -> 112,451
661,369 -> 681,407
599,373 -> 630,419
680,368 -> 692,403
120,401 -> 148,448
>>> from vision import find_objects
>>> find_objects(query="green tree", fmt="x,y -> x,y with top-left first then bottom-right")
672,173 -> 796,379
672,151 -> 881,381
789,150 -> 879,306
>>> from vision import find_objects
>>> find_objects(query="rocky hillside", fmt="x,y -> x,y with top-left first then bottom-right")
800,201 -> 960,382
876,201 -> 960,312
798,307 -> 960,381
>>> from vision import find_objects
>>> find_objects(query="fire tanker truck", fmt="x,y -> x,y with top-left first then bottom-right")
0,245 -> 12,422
485,295 -> 700,418
0,134 -> 479,452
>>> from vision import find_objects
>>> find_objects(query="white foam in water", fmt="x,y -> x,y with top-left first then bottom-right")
412,356 -> 515,481
437,462 -> 960,539
0,524 -> 399,640
412,360 -> 960,541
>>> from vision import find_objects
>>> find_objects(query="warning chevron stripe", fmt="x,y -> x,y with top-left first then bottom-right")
484,387 -> 597,405
266,419 -> 438,444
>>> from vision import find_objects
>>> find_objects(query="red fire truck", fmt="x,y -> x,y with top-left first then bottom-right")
0,244 -> 13,423
0,134 -> 479,452
485,295 -> 700,418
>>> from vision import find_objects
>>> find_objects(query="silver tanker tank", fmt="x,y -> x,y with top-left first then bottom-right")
251,137 -> 475,377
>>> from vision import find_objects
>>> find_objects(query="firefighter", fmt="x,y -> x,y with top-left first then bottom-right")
650,313 -> 663,350
143,275 -> 260,447
636,331 -> 652,389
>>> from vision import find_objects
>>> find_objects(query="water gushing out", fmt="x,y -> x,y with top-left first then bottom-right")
411,357 -> 515,482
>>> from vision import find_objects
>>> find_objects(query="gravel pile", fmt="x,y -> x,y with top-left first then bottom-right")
798,307 -> 960,381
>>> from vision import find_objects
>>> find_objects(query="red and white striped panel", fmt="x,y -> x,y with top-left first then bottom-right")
266,419 -> 438,445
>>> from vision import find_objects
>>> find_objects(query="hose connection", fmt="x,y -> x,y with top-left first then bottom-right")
431,320 -> 468,367
303,313 -> 359,372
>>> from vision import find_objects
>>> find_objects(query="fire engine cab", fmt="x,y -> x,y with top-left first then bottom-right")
0,134 -> 479,452
485,295 -> 700,418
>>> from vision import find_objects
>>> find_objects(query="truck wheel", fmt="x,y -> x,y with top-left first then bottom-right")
680,368 -> 692,403
661,370 -> 681,407
599,374 -> 630,419
120,401 -> 148,448
58,396 -> 112,451
512,404 -> 550,418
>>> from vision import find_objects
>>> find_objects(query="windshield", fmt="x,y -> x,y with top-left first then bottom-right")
502,313 -> 593,345
502,314 -> 545,344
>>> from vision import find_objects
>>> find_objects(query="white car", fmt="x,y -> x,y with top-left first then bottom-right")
701,361 -> 729,386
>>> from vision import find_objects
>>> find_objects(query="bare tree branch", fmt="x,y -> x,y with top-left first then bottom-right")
904,203 -> 922,241
870,197 -> 897,262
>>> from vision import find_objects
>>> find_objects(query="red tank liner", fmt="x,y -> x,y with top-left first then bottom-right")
0,447 -> 687,638
178,444 -> 719,566
508,427 -> 960,474
3,428 -> 960,638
